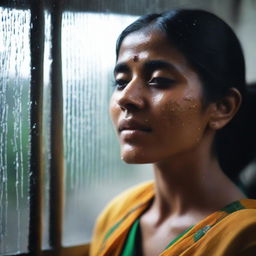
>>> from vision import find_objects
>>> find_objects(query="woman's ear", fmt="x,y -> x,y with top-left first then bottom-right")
208,88 -> 242,130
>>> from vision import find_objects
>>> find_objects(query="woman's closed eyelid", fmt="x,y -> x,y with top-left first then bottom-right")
149,77 -> 174,82
113,72 -> 130,89
148,77 -> 176,87
113,76 -> 176,90
113,78 -> 129,90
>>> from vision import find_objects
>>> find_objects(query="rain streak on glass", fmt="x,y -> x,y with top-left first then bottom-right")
62,12 -> 152,246
0,8 -> 30,254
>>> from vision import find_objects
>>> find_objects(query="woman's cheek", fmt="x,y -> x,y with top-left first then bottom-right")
158,99 -> 204,146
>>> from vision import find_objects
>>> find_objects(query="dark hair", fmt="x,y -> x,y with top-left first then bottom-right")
116,9 -> 256,183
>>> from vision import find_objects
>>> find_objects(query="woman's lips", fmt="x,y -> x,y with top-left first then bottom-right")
118,119 -> 151,132
118,119 -> 152,140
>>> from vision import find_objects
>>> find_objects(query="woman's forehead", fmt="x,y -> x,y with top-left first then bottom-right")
118,29 -> 165,55
117,29 -> 193,75
118,30 -> 169,63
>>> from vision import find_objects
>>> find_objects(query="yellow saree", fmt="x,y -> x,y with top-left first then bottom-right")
90,181 -> 256,256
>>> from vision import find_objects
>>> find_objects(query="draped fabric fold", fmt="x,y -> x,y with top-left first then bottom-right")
90,181 -> 256,256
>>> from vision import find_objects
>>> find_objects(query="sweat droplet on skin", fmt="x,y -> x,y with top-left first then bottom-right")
188,104 -> 198,110
183,96 -> 200,110
166,101 -> 188,113
195,136 -> 200,143
183,96 -> 194,102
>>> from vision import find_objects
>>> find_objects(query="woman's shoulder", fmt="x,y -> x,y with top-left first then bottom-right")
208,199 -> 256,236
223,200 -> 256,230
90,180 -> 154,255
96,180 -> 154,226
194,199 -> 256,255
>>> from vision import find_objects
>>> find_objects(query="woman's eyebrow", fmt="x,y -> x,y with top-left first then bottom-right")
144,60 -> 177,72
114,63 -> 130,74
113,60 -> 177,75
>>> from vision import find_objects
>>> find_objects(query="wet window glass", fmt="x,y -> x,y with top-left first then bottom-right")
0,7 -> 31,254
61,12 -> 152,245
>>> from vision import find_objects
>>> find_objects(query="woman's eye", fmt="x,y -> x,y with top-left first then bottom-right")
114,79 -> 129,90
148,77 -> 175,88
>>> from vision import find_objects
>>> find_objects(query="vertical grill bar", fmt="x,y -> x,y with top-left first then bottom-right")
49,0 -> 64,254
29,0 -> 45,255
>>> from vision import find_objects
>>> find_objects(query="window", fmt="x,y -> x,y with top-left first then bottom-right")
0,1 -> 153,255
1,0 -> 255,255
0,5 -> 31,254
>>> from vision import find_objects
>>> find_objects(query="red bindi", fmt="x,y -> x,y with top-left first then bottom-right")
133,55 -> 139,62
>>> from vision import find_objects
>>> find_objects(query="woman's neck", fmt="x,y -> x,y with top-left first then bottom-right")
151,148 -> 245,222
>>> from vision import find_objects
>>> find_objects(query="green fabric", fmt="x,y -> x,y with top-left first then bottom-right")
221,200 -> 245,214
121,220 -> 193,256
121,201 -> 247,255
194,225 -> 212,242
103,203 -> 144,243
165,225 -> 194,248
193,200 -> 245,242
120,219 -> 140,256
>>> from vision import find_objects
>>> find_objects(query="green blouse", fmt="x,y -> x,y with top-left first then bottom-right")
120,219 -> 193,256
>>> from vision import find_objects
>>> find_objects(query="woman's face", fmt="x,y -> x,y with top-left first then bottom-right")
110,29 -> 212,164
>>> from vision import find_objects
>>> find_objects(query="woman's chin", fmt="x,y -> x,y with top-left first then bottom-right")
120,148 -> 152,164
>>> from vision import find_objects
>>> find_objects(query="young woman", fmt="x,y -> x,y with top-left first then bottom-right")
90,9 -> 256,256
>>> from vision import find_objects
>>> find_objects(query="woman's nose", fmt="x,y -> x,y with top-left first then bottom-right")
117,79 -> 146,112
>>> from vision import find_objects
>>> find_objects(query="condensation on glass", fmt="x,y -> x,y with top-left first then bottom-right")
62,12 -> 152,246
0,7 -> 31,254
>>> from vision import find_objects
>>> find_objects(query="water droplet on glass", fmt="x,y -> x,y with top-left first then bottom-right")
0,7 -> 30,253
